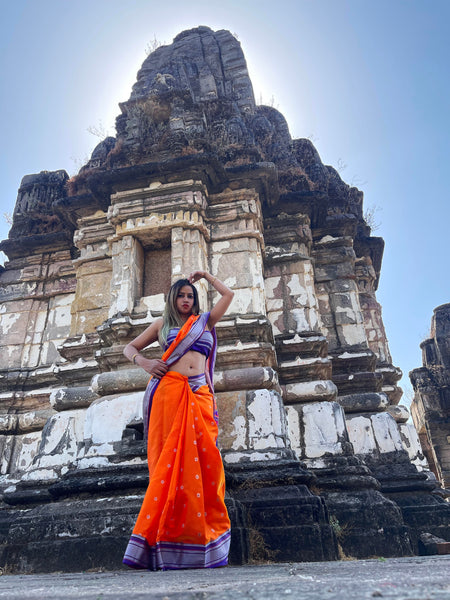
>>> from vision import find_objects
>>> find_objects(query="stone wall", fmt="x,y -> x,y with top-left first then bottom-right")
0,26 -> 448,572
410,303 -> 450,489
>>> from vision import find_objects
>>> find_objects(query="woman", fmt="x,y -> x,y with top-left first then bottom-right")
122,270 -> 234,571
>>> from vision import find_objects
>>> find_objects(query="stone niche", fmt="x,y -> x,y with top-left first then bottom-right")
0,26 -> 448,573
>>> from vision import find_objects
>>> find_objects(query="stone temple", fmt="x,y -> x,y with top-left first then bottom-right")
0,27 -> 448,572
410,304 -> 450,491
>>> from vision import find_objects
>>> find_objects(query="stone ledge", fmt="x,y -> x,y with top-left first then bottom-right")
282,380 -> 338,404
337,392 -> 389,413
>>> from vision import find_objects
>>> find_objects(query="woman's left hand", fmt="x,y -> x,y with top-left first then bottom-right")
188,271 -> 205,284
188,270 -> 234,329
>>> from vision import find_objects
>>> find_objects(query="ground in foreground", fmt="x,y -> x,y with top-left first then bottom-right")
0,556 -> 449,600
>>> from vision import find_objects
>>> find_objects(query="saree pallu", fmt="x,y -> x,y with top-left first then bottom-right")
123,315 -> 230,570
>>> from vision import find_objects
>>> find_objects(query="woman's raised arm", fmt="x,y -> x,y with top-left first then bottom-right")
189,271 -> 234,329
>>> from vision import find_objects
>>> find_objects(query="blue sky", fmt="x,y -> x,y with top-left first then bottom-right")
1,0 -> 449,404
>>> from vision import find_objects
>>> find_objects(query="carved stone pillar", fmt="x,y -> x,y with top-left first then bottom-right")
263,212 -> 334,401
55,210 -> 114,387
355,254 -> 402,404
207,189 -> 287,462
70,212 -> 114,336
313,235 -> 381,391
207,189 -> 266,315
109,235 -> 144,318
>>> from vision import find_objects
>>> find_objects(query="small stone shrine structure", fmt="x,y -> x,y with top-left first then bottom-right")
0,27 -> 449,572
410,304 -> 450,490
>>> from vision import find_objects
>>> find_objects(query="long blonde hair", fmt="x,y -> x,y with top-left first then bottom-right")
159,279 -> 200,345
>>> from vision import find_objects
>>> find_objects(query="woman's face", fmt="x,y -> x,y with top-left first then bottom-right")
176,285 -> 195,318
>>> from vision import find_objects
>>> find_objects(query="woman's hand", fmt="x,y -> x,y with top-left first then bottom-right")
188,270 -> 234,329
188,270 -> 206,284
136,357 -> 168,378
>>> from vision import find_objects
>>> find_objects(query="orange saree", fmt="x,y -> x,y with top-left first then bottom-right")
123,313 -> 231,570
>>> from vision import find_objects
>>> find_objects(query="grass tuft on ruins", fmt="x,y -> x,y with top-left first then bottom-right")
0,26 -> 449,573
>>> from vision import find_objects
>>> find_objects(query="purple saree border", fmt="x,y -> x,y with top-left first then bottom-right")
123,529 -> 231,571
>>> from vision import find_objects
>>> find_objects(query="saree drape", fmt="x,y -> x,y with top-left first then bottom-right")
123,313 -> 231,570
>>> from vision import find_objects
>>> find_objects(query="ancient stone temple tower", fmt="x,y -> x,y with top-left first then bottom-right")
410,304 -> 450,490
1,26 -> 448,572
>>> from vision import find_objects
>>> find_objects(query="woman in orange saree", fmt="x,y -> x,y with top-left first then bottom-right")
122,271 -> 234,570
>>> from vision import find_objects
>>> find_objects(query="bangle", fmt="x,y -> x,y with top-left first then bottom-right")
131,353 -> 139,364
210,276 -> 217,285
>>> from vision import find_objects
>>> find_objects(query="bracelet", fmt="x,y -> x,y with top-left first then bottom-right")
131,353 -> 139,364
210,276 -> 217,285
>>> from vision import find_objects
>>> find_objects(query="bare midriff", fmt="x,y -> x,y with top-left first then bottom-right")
169,350 -> 206,377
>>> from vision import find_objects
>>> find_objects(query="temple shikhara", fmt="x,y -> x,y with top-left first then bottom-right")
0,27 -> 448,572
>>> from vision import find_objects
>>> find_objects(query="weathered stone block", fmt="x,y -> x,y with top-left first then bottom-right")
279,356 -> 332,383
267,309 -> 284,336
211,238 -> 256,254
17,410 -> 55,434
216,390 -> 247,453
83,393 -> 143,446
28,410 -> 85,478
289,401 -> 348,459
314,262 -> 354,282
277,334 -> 327,358
283,380 -> 338,404
335,323 -> 367,348
386,405 -> 410,423
0,304 -> 34,346
71,308 -> 110,336
337,392 -> 389,413
399,422 -> 428,470
73,268 -> 112,312
0,435 -> 14,474
140,293 -> 165,315
0,431 -> 42,474
333,371 -> 382,395
218,388 -> 290,464
346,412 -> 405,456
227,287 -> 266,316
91,369 -> 149,396
50,387 -> 99,411
345,415 -> 378,455
247,389 -> 287,450
266,297 -> 284,311
43,295 -> 75,339
214,366 -> 279,392
370,412 -> 405,453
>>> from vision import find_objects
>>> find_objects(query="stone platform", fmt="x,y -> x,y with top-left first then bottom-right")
0,556 -> 449,600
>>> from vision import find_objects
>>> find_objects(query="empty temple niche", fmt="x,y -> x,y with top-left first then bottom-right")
143,246 -> 171,298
